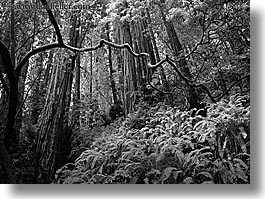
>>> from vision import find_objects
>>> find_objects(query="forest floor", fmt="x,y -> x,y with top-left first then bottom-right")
53,96 -> 250,184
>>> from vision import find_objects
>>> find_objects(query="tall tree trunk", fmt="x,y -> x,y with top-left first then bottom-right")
0,43 -> 18,183
16,4 -> 38,141
145,8 -> 168,89
30,55 -> 44,125
121,21 -> 137,115
35,13 -> 81,183
74,53 -> 81,128
106,24 -> 118,105
113,26 -> 124,110
35,59 -> 69,183
90,37 -> 93,101
44,51 -> 54,87
158,4 -> 199,109
4,0 -> 18,148
0,0 -> 19,183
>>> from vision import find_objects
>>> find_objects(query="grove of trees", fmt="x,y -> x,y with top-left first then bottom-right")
0,0 -> 250,184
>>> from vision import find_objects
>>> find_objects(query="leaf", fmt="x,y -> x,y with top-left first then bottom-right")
91,155 -> 99,169
235,153 -> 250,159
233,158 -> 248,170
183,177 -> 194,184
198,152 -> 213,159
172,170 -> 184,181
140,127 -> 149,132
162,167 -> 178,183
91,174 -> 106,184
202,181 -> 214,184
130,176 -> 139,184
234,165 -> 248,182
193,120 -> 207,131
196,171 -> 212,180
186,149 -> 199,163
124,163 -> 141,172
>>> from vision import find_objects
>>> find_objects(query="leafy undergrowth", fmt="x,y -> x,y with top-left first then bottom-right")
54,95 -> 250,184
68,125 -> 118,163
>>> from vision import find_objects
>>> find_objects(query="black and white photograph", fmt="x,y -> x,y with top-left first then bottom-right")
0,0 -> 252,186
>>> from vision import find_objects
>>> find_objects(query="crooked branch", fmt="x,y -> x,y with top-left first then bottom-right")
12,0 -> 249,106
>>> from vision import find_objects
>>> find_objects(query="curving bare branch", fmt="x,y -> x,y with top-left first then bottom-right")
16,43 -> 61,75
13,0 -> 249,105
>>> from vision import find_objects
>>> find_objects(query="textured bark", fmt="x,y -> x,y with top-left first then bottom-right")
113,16 -> 161,114
35,14 -> 80,183
44,50 -> 53,87
30,55 -> 44,125
35,54 -> 72,183
120,21 -> 137,115
106,24 -> 118,105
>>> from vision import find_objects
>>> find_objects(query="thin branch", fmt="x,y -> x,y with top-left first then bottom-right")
214,75 -> 250,101
15,25 -> 52,53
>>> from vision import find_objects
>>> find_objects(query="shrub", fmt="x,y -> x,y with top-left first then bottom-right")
54,95 -> 250,184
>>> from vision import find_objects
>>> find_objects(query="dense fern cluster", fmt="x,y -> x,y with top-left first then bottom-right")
54,95 -> 250,184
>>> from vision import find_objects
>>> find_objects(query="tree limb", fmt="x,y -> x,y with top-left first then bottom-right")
15,25 -> 52,53
16,43 -> 60,75
39,0 -> 63,44
13,0 -> 250,105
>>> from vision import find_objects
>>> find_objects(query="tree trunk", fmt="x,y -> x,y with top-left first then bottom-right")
145,8 -> 168,90
158,4 -> 199,109
35,13 -> 81,183
4,0 -> 19,148
30,55 -> 45,125
121,21 -> 137,115
113,26 -> 124,111
106,24 -> 118,105
90,37 -> 93,101
74,53 -> 81,128
0,41 -> 18,183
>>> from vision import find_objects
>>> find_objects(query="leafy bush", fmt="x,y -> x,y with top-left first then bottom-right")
54,95 -> 250,184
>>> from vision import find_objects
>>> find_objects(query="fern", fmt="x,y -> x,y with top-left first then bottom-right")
54,95 -> 250,184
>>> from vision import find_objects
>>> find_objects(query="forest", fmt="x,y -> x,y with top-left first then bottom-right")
0,0 -> 250,184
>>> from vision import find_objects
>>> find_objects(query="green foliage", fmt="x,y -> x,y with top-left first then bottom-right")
54,95 -> 250,184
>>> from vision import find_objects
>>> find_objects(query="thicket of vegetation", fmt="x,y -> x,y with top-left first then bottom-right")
0,0 -> 250,184
55,95 -> 250,184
